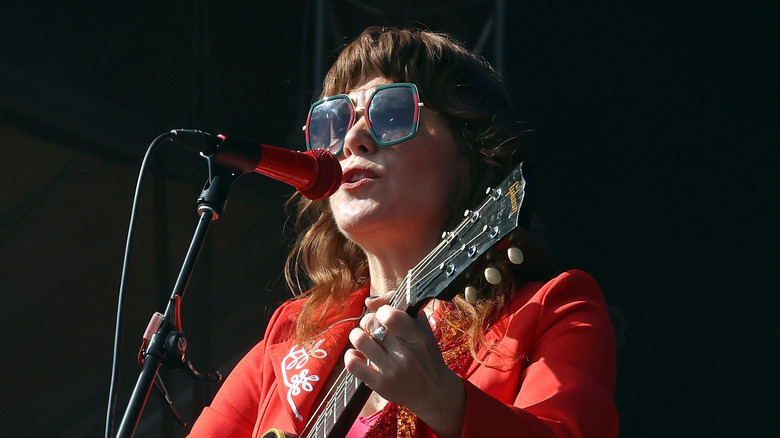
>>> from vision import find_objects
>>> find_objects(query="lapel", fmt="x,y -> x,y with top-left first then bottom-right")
267,285 -> 369,431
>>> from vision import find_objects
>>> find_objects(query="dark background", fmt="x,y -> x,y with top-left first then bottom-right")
1,1 -> 777,437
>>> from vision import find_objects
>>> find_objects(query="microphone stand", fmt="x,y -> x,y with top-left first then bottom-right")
115,159 -> 238,438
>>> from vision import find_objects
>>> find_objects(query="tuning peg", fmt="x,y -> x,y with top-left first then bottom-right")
507,247 -> 524,265
464,286 -> 478,304
484,266 -> 502,285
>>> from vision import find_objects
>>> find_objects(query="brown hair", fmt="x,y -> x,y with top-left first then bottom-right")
285,27 -> 552,356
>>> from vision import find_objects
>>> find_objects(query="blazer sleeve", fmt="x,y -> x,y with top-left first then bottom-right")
459,270 -> 619,438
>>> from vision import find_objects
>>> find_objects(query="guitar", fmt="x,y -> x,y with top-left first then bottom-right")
263,163 -> 529,438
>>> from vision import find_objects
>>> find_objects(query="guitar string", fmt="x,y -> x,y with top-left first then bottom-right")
389,191 -> 497,310
302,235 -> 478,436
302,187 -> 508,437
387,191 -> 496,309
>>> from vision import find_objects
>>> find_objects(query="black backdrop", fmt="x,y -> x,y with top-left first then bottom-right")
1,1 -> 777,437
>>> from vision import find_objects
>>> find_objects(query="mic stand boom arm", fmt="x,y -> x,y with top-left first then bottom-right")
115,161 -> 238,438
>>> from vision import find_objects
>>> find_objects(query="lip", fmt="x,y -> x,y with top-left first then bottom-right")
340,165 -> 379,190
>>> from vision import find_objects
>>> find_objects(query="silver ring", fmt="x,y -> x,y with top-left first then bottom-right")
370,325 -> 388,344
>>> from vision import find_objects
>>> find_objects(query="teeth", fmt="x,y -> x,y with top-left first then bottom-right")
348,172 -> 368,183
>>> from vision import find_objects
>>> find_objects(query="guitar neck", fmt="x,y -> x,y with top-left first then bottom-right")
301,281 -> 419,438
300,366 -> 371,438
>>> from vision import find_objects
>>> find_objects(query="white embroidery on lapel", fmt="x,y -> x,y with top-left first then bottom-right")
281,339 -> 328,421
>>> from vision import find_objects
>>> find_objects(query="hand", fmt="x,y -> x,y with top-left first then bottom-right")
345,293 -> 466,438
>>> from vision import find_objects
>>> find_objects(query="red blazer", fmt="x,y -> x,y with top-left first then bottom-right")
189,270 -> 619,438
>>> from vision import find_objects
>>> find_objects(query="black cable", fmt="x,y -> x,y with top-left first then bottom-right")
105,131 -> 176,438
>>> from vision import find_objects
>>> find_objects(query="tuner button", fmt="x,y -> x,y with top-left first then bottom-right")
507,247 -> 524,265
464,286 -> 478,304
484,266 -> 502,285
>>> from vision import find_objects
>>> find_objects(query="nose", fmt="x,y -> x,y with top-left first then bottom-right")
340,112 -> 377,158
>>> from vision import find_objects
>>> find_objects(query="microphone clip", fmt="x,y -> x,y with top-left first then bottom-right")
197,154 -> 241,221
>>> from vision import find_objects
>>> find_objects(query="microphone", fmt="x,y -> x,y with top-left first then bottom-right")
171,129 -> 342,200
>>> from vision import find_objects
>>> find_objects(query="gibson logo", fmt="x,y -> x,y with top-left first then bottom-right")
506,180 -> 521,218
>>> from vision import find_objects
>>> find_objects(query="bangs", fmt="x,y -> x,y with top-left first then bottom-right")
322,28 -> 453,97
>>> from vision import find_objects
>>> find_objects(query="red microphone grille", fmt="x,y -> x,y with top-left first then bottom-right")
299,149 -> 342,200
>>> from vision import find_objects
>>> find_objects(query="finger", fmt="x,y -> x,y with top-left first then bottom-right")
345,347 -> 386,389
344,347 -> 368,372
349,326 -> 387,361
375,305 -> 434,344
370,324 -> 389,344
365,291 -> 394,312
359,312 -> 383,337
344,347 -> 384,385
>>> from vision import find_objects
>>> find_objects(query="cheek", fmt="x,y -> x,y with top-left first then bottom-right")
328,191 -> 379,231
414,121 -> 466,177
404,147 -> 469,207
328,193 -> 348,223
412,137 -> 468,186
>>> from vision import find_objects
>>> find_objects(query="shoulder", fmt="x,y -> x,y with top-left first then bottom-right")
274,297 -> 308,319
261,298 -> 308,346
513,269 -> 603,308
264,286 -> 370,345
497,269 -> 608,328
543,269 -> 600,292
538,269 -> 604,304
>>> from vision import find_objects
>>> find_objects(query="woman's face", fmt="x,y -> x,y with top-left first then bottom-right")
328,76 -> 470,254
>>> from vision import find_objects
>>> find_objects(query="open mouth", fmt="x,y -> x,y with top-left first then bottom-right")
342,166 -> 379,186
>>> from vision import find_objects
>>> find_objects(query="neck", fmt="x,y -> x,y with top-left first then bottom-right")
363,235 -> 440,297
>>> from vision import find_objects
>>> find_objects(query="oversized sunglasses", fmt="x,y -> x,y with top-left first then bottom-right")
304,82 -> 424,156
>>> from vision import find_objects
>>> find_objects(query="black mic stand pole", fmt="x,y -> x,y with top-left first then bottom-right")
115,160 -> 237,438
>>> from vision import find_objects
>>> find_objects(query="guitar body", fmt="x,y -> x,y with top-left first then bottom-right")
262,429 -> 296,438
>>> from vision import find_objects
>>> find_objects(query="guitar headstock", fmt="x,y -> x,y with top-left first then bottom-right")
405,163 -> 528,309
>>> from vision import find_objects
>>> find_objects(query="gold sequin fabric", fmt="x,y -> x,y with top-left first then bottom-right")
363,311 -> 471,437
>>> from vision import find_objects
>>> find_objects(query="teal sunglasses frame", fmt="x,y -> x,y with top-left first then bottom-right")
304,82 -> 424,156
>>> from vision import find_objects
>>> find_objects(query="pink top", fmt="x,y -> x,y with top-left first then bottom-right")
345,410 -> 383,438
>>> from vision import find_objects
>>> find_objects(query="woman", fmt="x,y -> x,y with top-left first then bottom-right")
189,27 -> 618,438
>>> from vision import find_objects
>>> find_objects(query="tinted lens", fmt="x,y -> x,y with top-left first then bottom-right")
368,86 -> 416,144
308,97 -> 353,153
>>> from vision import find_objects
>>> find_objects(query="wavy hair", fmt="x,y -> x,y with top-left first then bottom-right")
285,27 -> 553,357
